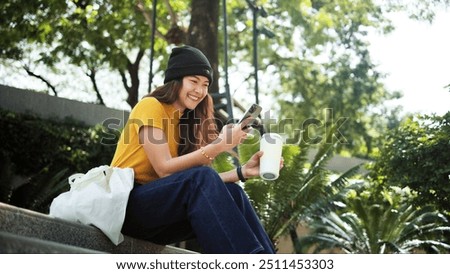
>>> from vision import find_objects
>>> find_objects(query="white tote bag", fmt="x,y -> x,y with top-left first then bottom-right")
49,165 -> 134,245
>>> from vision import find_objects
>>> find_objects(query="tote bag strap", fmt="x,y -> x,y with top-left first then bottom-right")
68,165 -> 111,190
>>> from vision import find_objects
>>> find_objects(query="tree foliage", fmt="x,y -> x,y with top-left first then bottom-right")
223,0 -> 447,157
370,112 -> 450,217
252,0 -> 401,157
1,0 -> 448,154
0,0 -> 219,107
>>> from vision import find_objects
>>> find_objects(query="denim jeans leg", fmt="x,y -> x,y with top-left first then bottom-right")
224,183 -> 276,253
121,166 -> 271,253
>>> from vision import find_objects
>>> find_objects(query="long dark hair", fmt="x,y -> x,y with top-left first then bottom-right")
143,80 -> 218,156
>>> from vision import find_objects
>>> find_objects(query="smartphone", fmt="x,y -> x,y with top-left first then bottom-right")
237,103 -> 262,129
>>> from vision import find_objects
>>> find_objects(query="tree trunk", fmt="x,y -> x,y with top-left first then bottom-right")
86,69 -> 105,106
187,0 -> 220,95
121,50 -> 145,108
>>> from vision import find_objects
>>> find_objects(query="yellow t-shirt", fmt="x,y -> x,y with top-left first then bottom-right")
111,97 -> 182,183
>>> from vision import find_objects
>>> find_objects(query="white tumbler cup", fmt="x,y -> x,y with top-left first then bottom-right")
259,133 -> 283,180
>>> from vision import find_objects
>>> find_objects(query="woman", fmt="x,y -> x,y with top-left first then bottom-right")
111,45 -> 277,254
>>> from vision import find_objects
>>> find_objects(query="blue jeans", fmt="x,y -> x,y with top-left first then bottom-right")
121,166 -> 275,254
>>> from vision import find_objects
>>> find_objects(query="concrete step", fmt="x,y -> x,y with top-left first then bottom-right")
0,231 -> 104,254
0,202 -> 196,254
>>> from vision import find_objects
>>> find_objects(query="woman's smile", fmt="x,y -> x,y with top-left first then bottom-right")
187,93 -> 200,101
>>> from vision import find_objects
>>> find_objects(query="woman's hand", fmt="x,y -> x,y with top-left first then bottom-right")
242,151 -> 284,179
213,124 -> 249,152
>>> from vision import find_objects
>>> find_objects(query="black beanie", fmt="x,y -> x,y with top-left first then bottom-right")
164,45 -> 213,85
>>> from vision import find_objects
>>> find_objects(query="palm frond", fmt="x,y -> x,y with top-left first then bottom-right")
331,164 -> 362,189
401,239 -> 450,253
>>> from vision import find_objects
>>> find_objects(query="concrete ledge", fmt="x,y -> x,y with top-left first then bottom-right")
0,202 -> 196,254
0,85 -> 129,127
0,231 -> 104,254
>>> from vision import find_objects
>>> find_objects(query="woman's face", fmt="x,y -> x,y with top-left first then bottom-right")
174,75 -> 209,111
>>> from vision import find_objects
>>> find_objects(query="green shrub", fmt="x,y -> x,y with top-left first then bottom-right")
0,109 -> 119,212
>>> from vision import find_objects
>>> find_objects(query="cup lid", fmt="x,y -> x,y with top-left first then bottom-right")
261,133 -> 283,143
